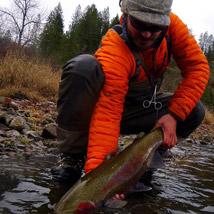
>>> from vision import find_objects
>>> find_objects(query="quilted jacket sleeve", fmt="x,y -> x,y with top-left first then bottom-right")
84,30 -> 136,173
168,13 -> 210,120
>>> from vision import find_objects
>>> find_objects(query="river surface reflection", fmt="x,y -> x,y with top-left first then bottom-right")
0,141 -> 213,214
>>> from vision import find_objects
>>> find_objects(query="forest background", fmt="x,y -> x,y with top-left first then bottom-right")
0,1 -> 213,111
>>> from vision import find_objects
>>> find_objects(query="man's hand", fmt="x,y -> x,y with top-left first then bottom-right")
155,114 -> 177,148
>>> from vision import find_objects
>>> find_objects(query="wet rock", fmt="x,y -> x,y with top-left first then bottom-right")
47,148 -> 58,154
43,140 -> 58,148
6,107 -> 17,115
26,130 -> 42,141
24,147 -> 33,158
1,154 -> 9,158
33,141 -> 47,151
24,111 -> 30,117
5,130 -> 21,138
0,123 -> 9,131
10,102 -> 19,110
42,116 -> 56,125
17,110 -> 26,116
19,136 -> 31,144
7,152 -> 17,157
194,140 -> 201,144
0,136 -> 5,144
0,142 -> 5,156
5,147 -> 16,152
0,111 -> 6,123
202,135 -> 213,143
186,138 -> 194,143
21,123 -> 31,133
200,140 -> 209,145
4,114 -> 13,126
4,139 -> 16,146
0,131 -> 5,137
17,143 -> 26,150
42,123 -> 57,139
9,116 -> 26,131
0,112 -> 13,129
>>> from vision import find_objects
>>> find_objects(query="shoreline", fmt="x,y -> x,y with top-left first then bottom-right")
0,97 -> 213,159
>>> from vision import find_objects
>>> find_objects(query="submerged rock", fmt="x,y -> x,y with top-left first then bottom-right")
5,130 -> 21,138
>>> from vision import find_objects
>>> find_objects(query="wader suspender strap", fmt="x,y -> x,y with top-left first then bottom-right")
165,35 -> 172,62
111,24 -> 142,82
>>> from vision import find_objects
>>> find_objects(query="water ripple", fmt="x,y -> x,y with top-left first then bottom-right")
0,142 -> 213,213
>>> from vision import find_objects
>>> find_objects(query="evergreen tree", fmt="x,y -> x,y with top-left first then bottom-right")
69,5 -> 82,32
50,4 -> 120,64
0,29 -> 12,57
79,4 -> 103,53
39,3 -> 64,63
207,41 -> 214,62
64,4 -> 102,59
59,5 -> 83,63
207,46 -> 211,60
100,7 -> 110,35
109,15 -> 120,28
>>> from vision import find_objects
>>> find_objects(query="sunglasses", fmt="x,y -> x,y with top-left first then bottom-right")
129,16 -> 167,33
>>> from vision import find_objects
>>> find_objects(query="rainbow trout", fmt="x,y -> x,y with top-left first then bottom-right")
55,128 -> 163,214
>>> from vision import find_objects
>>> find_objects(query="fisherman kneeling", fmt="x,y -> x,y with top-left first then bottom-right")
51,0 -> 210,190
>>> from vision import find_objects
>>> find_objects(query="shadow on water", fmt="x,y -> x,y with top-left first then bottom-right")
0,141 -> 213,214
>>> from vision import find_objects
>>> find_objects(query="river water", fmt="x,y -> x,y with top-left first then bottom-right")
0,141 -> 213,214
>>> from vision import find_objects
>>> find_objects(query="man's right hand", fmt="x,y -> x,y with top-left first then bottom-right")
155,113 -> 178,148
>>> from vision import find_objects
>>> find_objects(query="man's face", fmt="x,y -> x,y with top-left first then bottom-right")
127,16 -> 167,50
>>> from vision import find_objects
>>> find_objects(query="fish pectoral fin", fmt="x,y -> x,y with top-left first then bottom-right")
129,181 -> 152,193
104,198 -> 127,209
149,149 -> 165,169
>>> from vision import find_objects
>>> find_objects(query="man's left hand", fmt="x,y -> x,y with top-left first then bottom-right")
155,114 -> 177,148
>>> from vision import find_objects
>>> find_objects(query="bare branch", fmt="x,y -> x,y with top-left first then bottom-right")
14,0 -> 25,15
0,0 -> 42,46
0,9 -> 21,33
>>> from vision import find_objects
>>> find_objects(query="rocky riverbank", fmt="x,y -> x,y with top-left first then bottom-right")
0,97 -> 213,159
0,97 -> 58,159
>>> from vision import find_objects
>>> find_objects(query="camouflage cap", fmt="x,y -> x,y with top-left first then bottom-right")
121,0 -> 173,26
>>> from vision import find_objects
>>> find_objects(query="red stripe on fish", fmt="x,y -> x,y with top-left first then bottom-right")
102,155 -> 144,192
75,201 -> 96,214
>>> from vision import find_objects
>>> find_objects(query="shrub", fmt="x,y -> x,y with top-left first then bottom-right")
0,52 -> 60,101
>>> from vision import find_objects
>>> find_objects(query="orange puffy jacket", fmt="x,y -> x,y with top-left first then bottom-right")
84,12 -> 210,173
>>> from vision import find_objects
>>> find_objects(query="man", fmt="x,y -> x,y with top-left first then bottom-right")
52,0 -> 210,184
